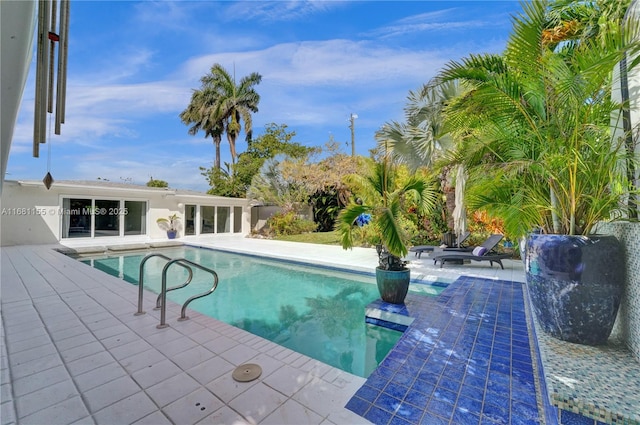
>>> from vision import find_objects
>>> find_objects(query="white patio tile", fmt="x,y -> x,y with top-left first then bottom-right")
172,345 -> 216,370
145,372 -> 202,407
73,361 -> 128,393
12,365 -> 69,396
83,376 -> 141,412
219,344 -> 260,366
66,351 -> 114,376
15,379 -> 78,419
261,399 -> 325,425
228,383 -> 288,423
196,406 -> 253,425
18,396 -> 89,425
263,364 -> 313,397
108,339 -> 153,361
119,348 -> 165,373
92,392 -> 157,425
187,355 -> 235,385
162,387 -> 225,425
130,358 -> 182,388
60,341 -> 104,362
203,334 -> 237,355
132,411 -> 173,425
10,353 -> 63,379
206,371 -> 260,404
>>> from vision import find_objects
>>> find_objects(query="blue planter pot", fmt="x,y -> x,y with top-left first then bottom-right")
167,230 -> 177,239
525,234 -> 625,345
375,267 -> 410,305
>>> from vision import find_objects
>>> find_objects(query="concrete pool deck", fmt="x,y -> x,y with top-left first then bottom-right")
1,236 -> 526,424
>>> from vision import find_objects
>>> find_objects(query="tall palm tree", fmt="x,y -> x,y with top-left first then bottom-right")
180,87 -> 225,169
201,64 -> 262,165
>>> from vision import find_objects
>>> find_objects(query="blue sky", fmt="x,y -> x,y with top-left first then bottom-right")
8,1 -> 523,192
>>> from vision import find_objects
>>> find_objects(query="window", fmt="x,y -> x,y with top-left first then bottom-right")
124,201 -> 146,235
216,207 -> 230,233
62,198 -> 92,238
234,206 -> 243,233
61,198 -> 147,239
185,205 -> 196,235
201,206 -> 214,233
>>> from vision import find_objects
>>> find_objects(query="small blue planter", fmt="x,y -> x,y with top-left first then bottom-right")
525,234 -> 625,345
167,230 -> 177,239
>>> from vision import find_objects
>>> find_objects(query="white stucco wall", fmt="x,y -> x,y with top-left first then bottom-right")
0,180 -> 251,246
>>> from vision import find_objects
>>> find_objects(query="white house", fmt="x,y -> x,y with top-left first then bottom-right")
0,179 -> 250,246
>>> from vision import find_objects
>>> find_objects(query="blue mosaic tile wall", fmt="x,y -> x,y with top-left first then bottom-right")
595,222 -> 640,361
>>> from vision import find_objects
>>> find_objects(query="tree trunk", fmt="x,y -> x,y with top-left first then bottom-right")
214,136 -> 221,170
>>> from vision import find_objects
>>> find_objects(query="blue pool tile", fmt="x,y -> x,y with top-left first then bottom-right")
482,400 -> 509,423
365,405 -> 394,425
394,401 -> 425,424
356,384 -> 381,401
431,386 -> 457,405
375,392 -> 402,413
511,400 -> 540,423
345,395 -> 370,416
457,394 -> 483,413
404,388 -> 431,408
384,382 -> 410,400
560,409 -> 596,425
389,415 -> 414,425
411,378 -> 436,396
427,398 -> 455,418
452,408 -> 481,425
419,412 -> 449,425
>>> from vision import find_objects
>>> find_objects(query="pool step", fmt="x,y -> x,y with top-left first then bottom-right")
365,300 -> 414,332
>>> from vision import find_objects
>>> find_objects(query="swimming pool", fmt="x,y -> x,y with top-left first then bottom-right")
80,245 -> 446,377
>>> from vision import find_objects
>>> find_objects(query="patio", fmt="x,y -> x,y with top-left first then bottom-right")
6,234 -> 634,425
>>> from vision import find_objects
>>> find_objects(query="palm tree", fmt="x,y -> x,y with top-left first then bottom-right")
201,64 -> 262,165
375,80 -> 459,171
180,87 -> 225,169
338,156 -> 438,265
436,0 -> 640,236
375,80 -> 462,232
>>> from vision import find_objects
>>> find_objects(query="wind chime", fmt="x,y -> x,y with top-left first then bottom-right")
33,0 -> 69,189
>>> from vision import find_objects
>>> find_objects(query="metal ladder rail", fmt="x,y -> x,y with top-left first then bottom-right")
158,258 -> 219,328
135,253 -> 193,316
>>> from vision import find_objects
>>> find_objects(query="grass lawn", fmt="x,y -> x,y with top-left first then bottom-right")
274,230 -> 342,245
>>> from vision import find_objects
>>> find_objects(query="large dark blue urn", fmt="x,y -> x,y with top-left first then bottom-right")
375,267 -> 410,304
525,234 -> 625,346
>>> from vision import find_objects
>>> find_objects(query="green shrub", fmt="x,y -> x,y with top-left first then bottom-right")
267,211 -> 318,236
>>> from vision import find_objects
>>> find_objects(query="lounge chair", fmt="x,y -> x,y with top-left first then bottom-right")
432,234 -> 512,269
409,231 -> 471,258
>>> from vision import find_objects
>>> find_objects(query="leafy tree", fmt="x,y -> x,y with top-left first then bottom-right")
202,123 -> 314,197
146,177 -> 168,188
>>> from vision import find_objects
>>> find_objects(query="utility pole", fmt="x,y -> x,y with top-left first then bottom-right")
349,113 -> 358,157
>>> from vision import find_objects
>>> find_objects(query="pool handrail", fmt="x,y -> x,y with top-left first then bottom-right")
135,253 -> 193,316
158,257 -> 219,328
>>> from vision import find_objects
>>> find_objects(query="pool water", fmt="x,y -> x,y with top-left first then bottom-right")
81,246 -> 443,377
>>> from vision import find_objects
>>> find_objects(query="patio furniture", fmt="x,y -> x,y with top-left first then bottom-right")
409,231 -> 471,258
432,234 -> 512,269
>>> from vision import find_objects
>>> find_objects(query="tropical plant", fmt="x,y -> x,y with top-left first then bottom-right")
338,156 -> 438,270
436,0 -> 640,237
156,213 -> 180,232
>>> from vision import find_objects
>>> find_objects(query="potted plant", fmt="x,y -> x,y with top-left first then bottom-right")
338,157 -> 438,304
437,1 -> 639,345
157,213 -> 180,239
